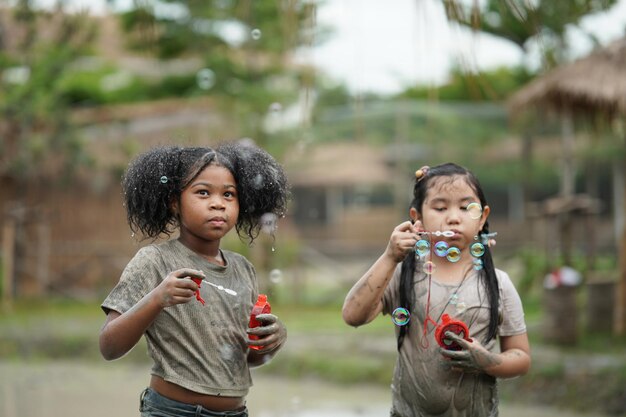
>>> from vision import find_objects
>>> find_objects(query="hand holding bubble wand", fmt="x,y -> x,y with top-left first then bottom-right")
189,277 -> 238,305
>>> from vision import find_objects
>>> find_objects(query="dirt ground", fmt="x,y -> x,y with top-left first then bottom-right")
0,360 -> 611,417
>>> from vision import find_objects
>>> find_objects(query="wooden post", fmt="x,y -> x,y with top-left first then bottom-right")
2,216 -> 16,311
616,152 -> 626,335
36,219 -> 51,295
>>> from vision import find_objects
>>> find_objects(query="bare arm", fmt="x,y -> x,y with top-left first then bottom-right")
342,220 -> 419,327
487,333 -> 531,378
99,268 -> 204,361
441,332 -> 531,378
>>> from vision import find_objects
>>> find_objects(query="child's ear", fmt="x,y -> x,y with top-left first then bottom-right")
480,205 -> 491,228
170,199 -> 179,217
409,207 -> 419,223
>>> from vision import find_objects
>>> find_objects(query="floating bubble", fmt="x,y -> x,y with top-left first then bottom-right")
470,242 -> 485,257
269,102 -> 282,113
472,257 -> 484,271
449,293 -> 459,305
252,173 -> 265,190
251,28 -> 262,40
260,212 -> 278,234
391,307 -> 410,326
196,68 -> 216,90
269,269 -> 283,284
434,241 -> 449,257
446,247 -> 461,263
455,301 -> 467,315
160,175 -> 168,184
415,239 -> 430,257
423,261 -> 436,275
466,202 -> 482,219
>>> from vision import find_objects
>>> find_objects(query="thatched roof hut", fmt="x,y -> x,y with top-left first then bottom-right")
508,37 -> 626,118
507,36 -> 626,335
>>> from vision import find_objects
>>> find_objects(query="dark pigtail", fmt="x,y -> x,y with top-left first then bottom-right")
397,252 -> 416,350
479,220 -> 499,343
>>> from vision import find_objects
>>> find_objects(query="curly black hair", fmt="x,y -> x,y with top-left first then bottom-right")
122,142 -> 290,242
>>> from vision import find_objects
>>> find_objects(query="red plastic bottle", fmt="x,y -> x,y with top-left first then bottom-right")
248,294 -> 271,350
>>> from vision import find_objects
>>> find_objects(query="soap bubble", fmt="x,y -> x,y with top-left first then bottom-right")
415,239 -> 430,257
260,212 -> 278,234
269,269 -> 283,284
196,68 -> 215,90
470,242 -> 485,257
466,202 -> 483,219
392,307 -> 410,326
434,241 -> 449,257
269,102 -> 282,113
251,28 -> 262,40
446,247 -> 461,263
472,258 -> 483,271
423,261 -> 436,275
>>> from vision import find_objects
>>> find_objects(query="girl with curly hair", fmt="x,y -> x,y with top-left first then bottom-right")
99,142 -> 289,417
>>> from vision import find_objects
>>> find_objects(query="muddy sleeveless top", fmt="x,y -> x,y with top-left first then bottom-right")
382,264 -> 526,417
102,239 -> 258,397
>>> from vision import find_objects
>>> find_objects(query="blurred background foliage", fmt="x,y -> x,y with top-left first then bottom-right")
1,0 -> 625,414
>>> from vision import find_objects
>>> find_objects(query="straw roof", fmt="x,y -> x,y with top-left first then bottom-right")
508,37 -> 626,118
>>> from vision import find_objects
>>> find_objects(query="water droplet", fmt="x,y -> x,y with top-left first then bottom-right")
251,28 -> 262,40
391,307 -> 410,326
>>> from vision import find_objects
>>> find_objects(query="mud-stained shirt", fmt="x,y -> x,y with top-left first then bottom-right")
382,264 -> 527,417
101,239 -> 258,397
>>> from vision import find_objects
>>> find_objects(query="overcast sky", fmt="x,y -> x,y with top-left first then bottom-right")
307,0 -> 626,94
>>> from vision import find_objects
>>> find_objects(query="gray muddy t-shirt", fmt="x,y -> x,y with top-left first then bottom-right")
382,263 -> 526,417
102,239 -> 258,397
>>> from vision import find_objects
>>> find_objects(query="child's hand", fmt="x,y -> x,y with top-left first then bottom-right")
155,268 -> 205,308
385,220 -> 421,263
247,314 -> 287,353
439,331 -> 502,374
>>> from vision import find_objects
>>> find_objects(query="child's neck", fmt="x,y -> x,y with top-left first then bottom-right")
430,257 -> 473,285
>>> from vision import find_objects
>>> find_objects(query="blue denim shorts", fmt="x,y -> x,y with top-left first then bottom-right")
139,388 -> 248,417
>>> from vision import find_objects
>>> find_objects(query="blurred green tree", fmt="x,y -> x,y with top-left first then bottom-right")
443,0 -> 617,69
109,0 -> 327,146
0,0 -> 96,189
